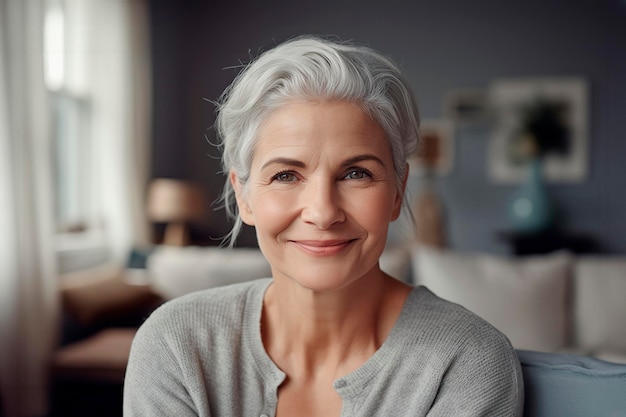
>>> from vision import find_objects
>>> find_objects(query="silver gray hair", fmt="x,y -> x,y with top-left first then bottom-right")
215,35 -> 420,246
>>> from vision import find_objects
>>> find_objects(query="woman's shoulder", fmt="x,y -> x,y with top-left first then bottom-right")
404,285 -> 516,354
158,277 -> 269,312
390,286 -> 524,415
400,286 -> 522,388
136,278 -> 270,343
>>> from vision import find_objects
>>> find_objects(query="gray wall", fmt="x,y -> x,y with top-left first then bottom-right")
150,0 -> 626,253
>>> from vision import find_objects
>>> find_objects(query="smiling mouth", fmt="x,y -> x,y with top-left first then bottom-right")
290,239 -> 356,256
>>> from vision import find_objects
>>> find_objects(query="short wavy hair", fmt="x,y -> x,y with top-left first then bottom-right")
215,35 -> 420,246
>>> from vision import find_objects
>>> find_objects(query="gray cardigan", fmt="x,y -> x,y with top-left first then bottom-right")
124,279 -> 523,416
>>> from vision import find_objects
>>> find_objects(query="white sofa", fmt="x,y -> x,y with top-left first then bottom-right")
146,245 -> 626,363
146,245 -> 413,300
411,247 -> 626,363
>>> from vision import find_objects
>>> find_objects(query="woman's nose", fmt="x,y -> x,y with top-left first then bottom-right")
300,179 -> 345,229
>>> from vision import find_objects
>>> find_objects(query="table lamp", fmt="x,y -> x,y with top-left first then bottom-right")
147,178 -> 207,246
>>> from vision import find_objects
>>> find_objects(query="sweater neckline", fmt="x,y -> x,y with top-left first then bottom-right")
244,278 -> 423,400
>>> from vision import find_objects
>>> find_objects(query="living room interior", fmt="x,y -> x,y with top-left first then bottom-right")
1,0 -> 626,416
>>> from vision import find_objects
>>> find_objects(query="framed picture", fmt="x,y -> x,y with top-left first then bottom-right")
488,77 -> 589,183
409,119 -> 454,176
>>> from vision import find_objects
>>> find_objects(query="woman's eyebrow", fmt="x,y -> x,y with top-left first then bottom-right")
342,154 -> 386,167
260,157 -> 306,171
260,154 -> 385,171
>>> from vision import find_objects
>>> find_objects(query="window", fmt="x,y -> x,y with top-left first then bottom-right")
44,0 -> 108,271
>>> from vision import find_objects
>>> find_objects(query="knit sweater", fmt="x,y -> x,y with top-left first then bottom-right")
124,279 -> 523,416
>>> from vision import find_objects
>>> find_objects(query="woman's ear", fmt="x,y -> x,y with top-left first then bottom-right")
230,171 -> 255,226
391,163 -> 409,221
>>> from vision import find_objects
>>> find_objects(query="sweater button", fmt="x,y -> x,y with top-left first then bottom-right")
260,414 -> 269,417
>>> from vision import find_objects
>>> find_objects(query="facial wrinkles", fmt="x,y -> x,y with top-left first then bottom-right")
255,148 -> 391,190
248,100 -> 397,202
233,101 -> 404,297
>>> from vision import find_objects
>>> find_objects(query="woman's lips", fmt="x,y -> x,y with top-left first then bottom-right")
290,239 -> 355,256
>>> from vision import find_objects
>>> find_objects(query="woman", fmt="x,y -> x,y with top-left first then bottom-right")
124,36 -> 523,416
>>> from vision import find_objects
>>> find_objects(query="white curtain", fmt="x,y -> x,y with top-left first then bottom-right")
0,1 -> 59,416
0,0 -> 151,415
85,0 -> 152,263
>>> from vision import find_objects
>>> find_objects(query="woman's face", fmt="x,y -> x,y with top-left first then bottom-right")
231,100 -> 405,293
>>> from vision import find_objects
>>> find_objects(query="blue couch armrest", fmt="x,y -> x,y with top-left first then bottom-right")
517,349 -> 626,417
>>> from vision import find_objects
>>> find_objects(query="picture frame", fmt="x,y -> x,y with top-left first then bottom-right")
488,77 -> 589,183
408,119 -> 454,176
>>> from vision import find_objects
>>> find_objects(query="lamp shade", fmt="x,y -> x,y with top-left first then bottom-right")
146,178 -> 207,223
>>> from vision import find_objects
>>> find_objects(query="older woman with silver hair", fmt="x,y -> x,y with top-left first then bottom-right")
124,36 -> 523,416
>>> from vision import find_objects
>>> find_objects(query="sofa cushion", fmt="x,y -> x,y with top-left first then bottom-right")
147,246 -> 272,299
413,247 -> 572,352
517,349 -> 626,417
574,256 -> 626,354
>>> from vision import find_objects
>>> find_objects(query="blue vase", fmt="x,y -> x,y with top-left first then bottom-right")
508,158 -> 553,233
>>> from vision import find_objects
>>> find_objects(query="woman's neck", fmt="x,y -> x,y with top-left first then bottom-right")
261,268 -> 411,379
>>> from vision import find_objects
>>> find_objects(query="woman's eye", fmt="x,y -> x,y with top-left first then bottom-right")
344,169 -> 370,180
273,172 -> 297,182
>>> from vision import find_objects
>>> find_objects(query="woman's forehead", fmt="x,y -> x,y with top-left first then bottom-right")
251,102 -> 391,170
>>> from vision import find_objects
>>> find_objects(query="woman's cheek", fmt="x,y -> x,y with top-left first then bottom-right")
254,189 -> 298,228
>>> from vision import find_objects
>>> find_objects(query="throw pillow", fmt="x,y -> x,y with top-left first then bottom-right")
413,247 -> 572,352
574,256 -> 626,354
148,246 -> 272,299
